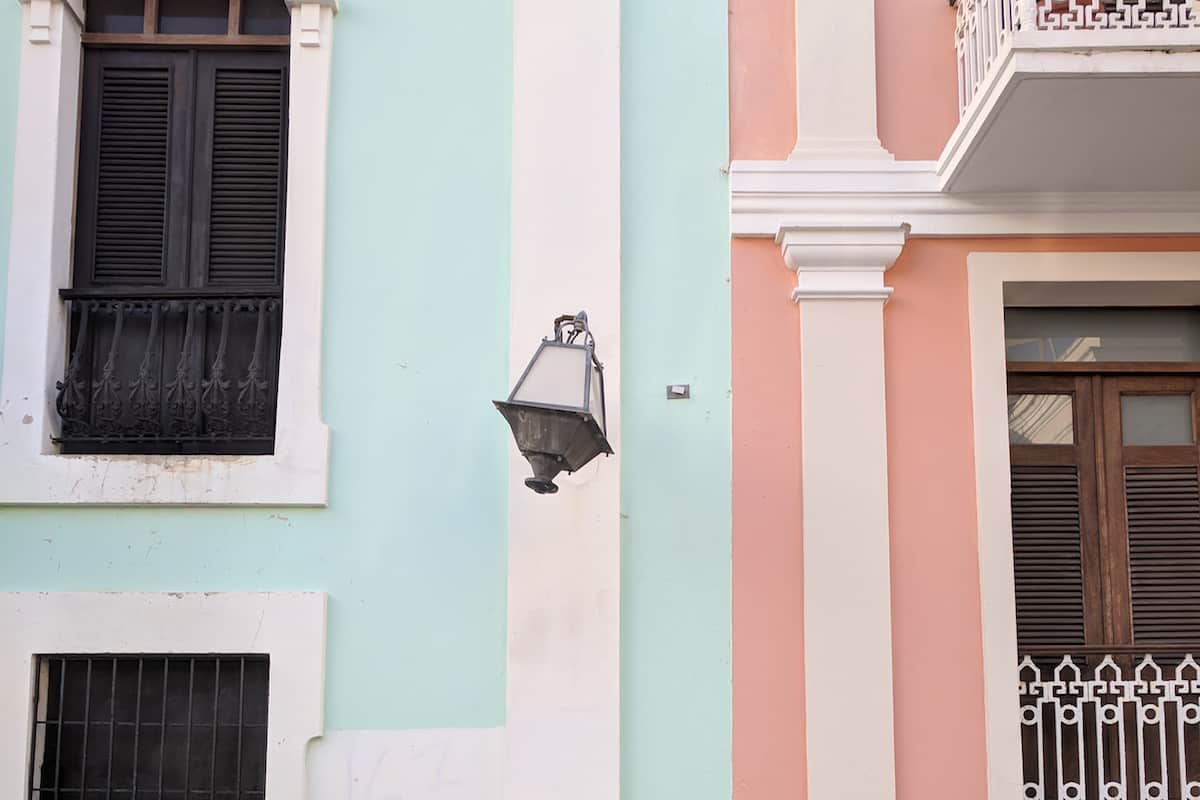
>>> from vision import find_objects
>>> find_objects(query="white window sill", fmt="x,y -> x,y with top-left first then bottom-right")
0,419 -> 329,506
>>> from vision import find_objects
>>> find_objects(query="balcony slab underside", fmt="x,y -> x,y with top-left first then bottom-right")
941,36 -> 1200,193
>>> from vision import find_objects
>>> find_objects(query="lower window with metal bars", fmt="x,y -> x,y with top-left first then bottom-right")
27,655 -> 269,799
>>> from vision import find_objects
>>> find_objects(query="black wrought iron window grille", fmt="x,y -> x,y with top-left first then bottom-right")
27,655 -> 270,800
54,290 -> 283,455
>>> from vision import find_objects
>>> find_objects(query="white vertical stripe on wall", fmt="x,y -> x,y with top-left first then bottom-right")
507,0 -> 622,798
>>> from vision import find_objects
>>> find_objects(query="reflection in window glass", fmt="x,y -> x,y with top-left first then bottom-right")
241,0 -> 291,35
1122,395 -> 1195,446
1005,308 -> 1200,363
1009,394 -> 1074,445
158,0 -> 229,34
86,0 -> 145,33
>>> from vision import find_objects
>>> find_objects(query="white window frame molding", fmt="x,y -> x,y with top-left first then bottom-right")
0,592 -> 327,799
967,250 -> 1200,800
0,0 -> 338,506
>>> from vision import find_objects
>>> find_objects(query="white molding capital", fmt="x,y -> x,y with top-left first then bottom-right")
17,0 -> 80,44
284,0 -> 339,46
777,225 -> 906,303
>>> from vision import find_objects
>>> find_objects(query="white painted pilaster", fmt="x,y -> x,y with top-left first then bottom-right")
779,225 -> 904,800
508,0 -> 621,799
791,0 -> 892,160
3,0 -> 83,454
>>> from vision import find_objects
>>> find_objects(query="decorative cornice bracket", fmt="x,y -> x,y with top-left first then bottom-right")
777,225 -> 906,304
284,0 -> 339,47
18,0 -> 79,44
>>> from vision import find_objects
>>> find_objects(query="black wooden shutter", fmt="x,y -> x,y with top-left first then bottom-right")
191,51 -> 289,287
74,51 -> 193,289
1011,465 -> 1088,649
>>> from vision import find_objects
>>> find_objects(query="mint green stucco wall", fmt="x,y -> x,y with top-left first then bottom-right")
0,0 -> 513,731
620,1 -> 732,798
0,1 -> 732,794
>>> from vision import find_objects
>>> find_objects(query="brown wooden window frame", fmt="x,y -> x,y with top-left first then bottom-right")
1009,361 -> 1200,657
83,0 -> 291,48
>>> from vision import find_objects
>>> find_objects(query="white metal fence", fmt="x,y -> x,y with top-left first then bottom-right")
1020,653 -> 1200,800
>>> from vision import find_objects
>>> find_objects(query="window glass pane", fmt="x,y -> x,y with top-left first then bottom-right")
86,0 -> 145,33
1122,394 -> 1194,445
241,0 -> 291,35
1005,308 -> 1200,363
158,0 -> 229,34
1009,394 -> 1074,445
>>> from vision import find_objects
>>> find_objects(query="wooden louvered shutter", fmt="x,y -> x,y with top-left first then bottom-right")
1101,376 -> 1200,646
1126,466 -> 1200,640
1008,375 -> 1103,655
1011,466 -> 1087,649
74,50 -> 193,289
190,51 -> 289,287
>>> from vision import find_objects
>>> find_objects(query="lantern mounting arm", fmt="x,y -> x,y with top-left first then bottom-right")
552,311 -> 603,371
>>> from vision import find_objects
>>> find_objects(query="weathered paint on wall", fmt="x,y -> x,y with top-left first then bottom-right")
620,0 -> 732,798
0,0 -> 512,731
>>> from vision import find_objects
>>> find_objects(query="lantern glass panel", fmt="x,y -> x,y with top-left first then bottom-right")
589,361 -> 605,432
511,343 -> 589,410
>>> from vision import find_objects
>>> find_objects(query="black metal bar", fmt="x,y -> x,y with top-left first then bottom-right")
60,287 -> 282,301
53,434 -> 275,444
184,659 -> 194,797
236,658 -> 245,795
53,659 -> 66,797
211,660 -> 220,799
106,657 -> 117,799
159,659 -> 168,796
80,658 -> 92,797
131,659 -> 143,796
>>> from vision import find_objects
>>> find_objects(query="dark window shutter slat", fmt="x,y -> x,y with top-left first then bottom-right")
1127,465 -> 1200,641
206,67 -> 286,285
1012,465 -> 1087,649
92,67 -> 171,284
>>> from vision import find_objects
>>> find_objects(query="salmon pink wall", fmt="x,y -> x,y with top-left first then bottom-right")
730,0 -> 804,797
875,0 -> 960,160
885,240 -> 989,800
729,0 -> 794,160
731,238 -> 805,800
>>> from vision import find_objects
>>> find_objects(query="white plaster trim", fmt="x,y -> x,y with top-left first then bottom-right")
307,728 -> 504,799
730,159 -> 1200,238
0,0 -> 336,505
942,33 -> 1200,192
0,592 -> 327,800
967,251 -> 1200,800
508,0 -> 621,796
796,298 -> 897,800
778,225 -> 904,303
790,0 -> 892,160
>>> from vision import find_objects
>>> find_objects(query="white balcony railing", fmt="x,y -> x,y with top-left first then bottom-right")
1020,652 -> 1200,800
956,0 -> 1200,113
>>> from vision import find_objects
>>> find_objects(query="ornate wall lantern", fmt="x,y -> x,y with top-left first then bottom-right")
495,312 -> 613,494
